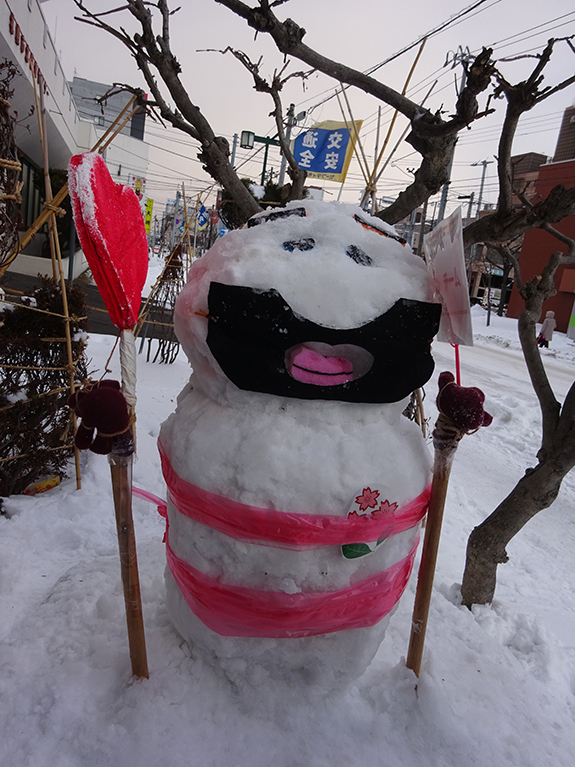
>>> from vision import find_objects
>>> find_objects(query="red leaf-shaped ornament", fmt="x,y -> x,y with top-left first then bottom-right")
68,153 -> 148,329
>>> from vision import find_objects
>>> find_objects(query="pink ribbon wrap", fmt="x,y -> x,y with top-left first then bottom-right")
158,439 -> 430,550
166,535 -> 419,638
134,444 -> 429,638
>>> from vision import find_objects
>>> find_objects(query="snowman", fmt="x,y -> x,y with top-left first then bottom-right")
159,200 -> 441,689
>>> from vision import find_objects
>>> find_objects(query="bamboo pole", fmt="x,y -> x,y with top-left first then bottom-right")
35,80 -> 82,489
335,89 -> 370,185
372,80 -> 437,191
340,85 -> 373,184
406,413 -> 464,676
360,38 -> 427,209
415,388 -> 426,438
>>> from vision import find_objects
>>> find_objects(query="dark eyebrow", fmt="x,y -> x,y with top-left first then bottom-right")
346,245 -> 373,266
353,214 -> 406,246
247,207 -> 307,228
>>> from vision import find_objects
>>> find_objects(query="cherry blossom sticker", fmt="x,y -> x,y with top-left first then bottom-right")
342,486 -> 399,559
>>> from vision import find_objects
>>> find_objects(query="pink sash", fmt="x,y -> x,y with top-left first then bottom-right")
158,439 -> 429,550
165,532 -> 419,638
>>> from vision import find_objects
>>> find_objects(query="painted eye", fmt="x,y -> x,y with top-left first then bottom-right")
283,238 -> 315,252
346,245 -> 373,266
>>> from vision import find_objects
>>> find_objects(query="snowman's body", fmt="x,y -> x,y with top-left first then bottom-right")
160,201 -> 440,689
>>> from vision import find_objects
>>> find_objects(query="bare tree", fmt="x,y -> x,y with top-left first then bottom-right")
216,0 -> 575,608
217,0 -> 499,225
204,47 -> 309,200
74,0 -> 262,223
461,227 -> 575,605
72,0 -> 575,607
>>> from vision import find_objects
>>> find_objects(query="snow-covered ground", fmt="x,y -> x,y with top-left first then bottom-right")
1,305 -> 574,767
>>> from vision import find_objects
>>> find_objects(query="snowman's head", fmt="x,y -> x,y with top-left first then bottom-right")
175,200 -> 440,404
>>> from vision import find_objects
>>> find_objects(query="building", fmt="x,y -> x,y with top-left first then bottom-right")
553,106 -> 575,164
506,108 -> 575,336
510,152 -> 548,207
1,0 -> 149,278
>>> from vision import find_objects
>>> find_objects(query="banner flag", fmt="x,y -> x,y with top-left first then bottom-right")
197,204 -> 209,230
144,198 -> 154,234
291,120 -> 363,183
424,207 -> 473,346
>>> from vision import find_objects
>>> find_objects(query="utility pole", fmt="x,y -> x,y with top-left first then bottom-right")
470,159 -> 494,310
436,154 -> 454,223
472,159 -> 493,219
169,190 -> 181,249
278,104 -> 295,188
417,197 -> 429,257
457,192 -> 475,226
230,133 -> 238,169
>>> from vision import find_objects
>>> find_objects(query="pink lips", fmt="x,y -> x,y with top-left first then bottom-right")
289,347 -> 354,386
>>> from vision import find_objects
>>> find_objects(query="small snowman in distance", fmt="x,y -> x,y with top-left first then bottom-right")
159,200 -> 441,690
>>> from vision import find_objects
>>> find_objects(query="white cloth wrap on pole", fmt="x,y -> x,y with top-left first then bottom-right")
120,329 -> 137,408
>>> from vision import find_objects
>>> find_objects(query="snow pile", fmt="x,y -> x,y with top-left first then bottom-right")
1,278 -> 575,765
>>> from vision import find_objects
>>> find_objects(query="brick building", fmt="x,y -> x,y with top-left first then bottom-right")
506,108 -> 575,337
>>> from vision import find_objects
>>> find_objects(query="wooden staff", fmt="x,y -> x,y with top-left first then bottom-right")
406,413 -> 464,676
111,327 -> 148,679
109,450 -> 148,678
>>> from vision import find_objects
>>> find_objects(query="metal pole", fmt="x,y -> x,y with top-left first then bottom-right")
436,152 -> 454,223
466,192 -> 474,226
230,133 -> 238,169
473,160 -> 492,219
417,197 -> 429,257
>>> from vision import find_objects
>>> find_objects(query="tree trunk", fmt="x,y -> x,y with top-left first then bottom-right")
461,457 -> 570,606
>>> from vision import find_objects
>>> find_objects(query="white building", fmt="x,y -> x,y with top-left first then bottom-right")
1,0 -> 149,278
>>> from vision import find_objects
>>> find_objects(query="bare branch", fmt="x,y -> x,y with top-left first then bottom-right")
74,0 -> 262,224
217,1 -> 499,222
491,243 -> 523,290
541,223 -> 575,264
208,46 -> 309,198
535,73 -> 575,104
465,185 -> 575,247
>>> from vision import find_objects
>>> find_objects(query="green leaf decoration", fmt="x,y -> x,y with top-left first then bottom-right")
342,543 -> 373,559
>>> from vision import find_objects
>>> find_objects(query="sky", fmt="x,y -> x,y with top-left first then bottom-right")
40,0 -> 575,213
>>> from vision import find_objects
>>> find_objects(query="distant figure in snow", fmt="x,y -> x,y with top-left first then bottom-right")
538,310 -> 556,348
